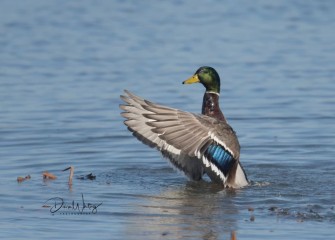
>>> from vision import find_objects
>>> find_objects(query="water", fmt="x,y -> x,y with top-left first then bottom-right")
1,0 -> 335,239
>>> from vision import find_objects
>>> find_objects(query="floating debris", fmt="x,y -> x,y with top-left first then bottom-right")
77,173 -> 96,180
42,171 -> 57,180
17,175 -> 31,183
63,166 -> 74,185
268,205 -> 325,222
268,206 -> 290,216
248,207 -> 255,222
231,231 -> 237,240
269,206 -> 278,212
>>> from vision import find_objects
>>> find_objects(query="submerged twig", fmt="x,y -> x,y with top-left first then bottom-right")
63,166 -> 74,185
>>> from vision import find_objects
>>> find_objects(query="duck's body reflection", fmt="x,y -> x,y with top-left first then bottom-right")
125,180 -> 239,239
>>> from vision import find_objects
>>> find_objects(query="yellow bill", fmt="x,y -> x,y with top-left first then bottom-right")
182,74 -> 200,84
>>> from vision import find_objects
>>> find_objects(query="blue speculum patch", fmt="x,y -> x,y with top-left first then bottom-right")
204,144 -> 234,176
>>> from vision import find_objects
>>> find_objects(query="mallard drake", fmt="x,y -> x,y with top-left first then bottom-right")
120,66 -> 248,188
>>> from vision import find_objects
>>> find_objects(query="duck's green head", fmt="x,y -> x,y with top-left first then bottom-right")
182,66 -> 221,93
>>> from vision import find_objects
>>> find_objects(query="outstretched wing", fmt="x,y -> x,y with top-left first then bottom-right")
120,90 -> 204,180
120,90 -> 246,186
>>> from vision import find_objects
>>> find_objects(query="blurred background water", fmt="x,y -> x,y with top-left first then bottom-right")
1,0 -> 334,239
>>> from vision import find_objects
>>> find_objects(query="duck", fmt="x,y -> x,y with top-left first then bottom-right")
119,66 -> 248,188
